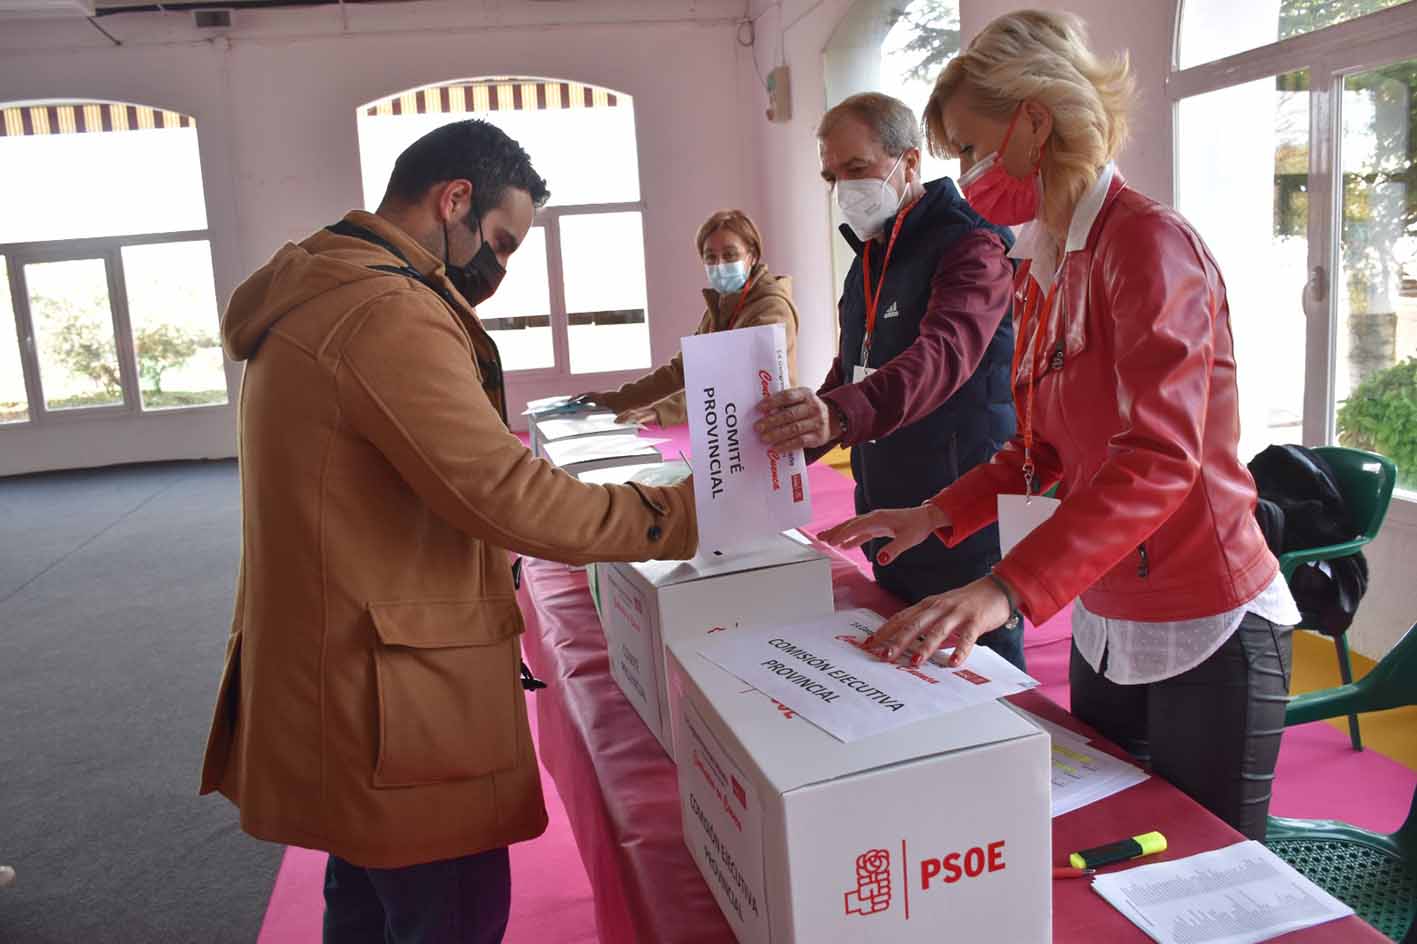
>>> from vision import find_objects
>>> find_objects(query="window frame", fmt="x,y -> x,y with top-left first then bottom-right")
486,199 -> 651,381
1170,2 -> 1417,503
1,228 -> 230,428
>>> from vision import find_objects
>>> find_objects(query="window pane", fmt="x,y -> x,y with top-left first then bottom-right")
121,241 -> 228,410
0,112 -> 206,243
27,258 -> 124,411
1335,60 -> 1417,493
476,226 -> 554,371
561,212 -> 650,374
0,258 -> 28,423
1178,72 -> 1310,461
1179,0 -> 1410,70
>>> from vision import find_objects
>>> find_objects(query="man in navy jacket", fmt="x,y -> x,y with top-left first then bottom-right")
757,93 -> 1022,668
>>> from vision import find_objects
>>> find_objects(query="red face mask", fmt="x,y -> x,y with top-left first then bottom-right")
958,104 -> 1043,227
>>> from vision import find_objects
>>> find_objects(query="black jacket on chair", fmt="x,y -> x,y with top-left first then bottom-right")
1248,444 -> 1369,636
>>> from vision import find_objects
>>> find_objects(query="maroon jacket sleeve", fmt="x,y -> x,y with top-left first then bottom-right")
820,230 -> 1011,446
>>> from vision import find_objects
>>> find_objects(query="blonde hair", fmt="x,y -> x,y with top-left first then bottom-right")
695,209 -> 764,261
925,10 -> 1133,235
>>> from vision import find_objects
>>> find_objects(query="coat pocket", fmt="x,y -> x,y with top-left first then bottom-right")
199,630 -> 243,795
368,599 -> 524,789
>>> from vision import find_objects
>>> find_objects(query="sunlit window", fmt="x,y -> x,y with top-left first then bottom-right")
0,100 -> 227,424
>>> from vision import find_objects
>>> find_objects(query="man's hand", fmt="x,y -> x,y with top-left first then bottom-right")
615,405 -> 658,427
754,387 -> 842,451
863,576 -> 1014,668
818,504 -> 949,566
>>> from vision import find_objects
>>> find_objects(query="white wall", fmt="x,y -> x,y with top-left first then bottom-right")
0,0 -> 748,474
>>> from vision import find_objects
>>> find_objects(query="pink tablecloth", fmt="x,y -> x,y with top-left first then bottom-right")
518,550 -> 1384,944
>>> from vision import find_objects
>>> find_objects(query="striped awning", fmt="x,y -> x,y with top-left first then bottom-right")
0,102 -> 195,138
363,78 -> 623,118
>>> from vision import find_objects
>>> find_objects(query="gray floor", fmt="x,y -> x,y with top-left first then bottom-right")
1,460 -> 282,942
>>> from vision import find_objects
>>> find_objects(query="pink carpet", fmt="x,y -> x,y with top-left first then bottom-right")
255,425 -> 1415,941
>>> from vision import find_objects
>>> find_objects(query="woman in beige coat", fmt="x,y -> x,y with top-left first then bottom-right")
581,209 -> 799,425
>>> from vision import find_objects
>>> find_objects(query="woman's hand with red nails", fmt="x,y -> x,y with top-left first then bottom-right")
817,503 -> 949,566
861,576 -> 1014,668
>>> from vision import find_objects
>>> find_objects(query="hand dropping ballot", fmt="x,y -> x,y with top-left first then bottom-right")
682,324 -> 811,551
698,609 -> 1038,742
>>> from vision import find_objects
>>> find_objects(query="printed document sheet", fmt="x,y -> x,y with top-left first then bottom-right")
1014,708 -> 1149,817
697,608 -> 1038,742
1092,840 -> 1353,944
682,324 -> 811,551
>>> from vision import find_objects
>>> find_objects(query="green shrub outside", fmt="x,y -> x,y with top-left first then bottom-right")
1337,356 -> 1417,491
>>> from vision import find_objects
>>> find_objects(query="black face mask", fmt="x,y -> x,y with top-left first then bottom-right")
444,210 -> 506,307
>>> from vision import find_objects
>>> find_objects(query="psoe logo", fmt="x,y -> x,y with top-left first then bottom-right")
843,849 -> 892,917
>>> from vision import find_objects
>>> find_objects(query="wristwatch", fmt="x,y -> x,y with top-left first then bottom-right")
986,573 -> 1022,630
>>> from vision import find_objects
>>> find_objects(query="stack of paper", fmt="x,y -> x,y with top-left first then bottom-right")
1014,708 -> 1149,817
541,433 -> 666,476
523,395 -> 593,418
1092,840 -> 1354,944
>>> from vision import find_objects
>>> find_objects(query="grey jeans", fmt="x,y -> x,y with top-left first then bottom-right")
1069,612 -> 1294,840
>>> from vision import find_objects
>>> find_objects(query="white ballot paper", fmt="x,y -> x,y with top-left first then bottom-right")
998,494 -> 1061,556
541,433 -> 666,472
535,413 -> 639,442
1012,708 -> 1149,817
523,394 -> 592,418
1091,840 -> 1353,944
697,608 -> 1039,742
682,323 -> 811,551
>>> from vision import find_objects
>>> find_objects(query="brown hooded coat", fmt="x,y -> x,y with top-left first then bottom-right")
199,210 -> 697,867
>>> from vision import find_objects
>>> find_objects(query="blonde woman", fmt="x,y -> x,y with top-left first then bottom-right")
581,209 -> 798,426
822,10 -> 1299,839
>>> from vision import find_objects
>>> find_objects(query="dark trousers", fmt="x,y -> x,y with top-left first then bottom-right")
323,848 -> 511,944
1069,612 -> 1293,840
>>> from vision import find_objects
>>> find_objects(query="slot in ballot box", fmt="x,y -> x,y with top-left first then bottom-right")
590,532 -> 833,757
530,410 -> 638,458
666,635 -> 1051,944
542,432 -> 663,478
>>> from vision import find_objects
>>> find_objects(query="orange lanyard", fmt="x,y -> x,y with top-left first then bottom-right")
859,196 -> 922,365
1011,259 -> 1063,496
725,272 -> 760,331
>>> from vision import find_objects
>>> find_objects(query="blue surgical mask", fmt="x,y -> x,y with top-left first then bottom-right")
705,260 -> 750,295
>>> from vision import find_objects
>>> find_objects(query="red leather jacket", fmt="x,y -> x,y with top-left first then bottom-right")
932,173 -> 1277,624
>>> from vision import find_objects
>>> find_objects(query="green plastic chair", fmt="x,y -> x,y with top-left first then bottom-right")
1266,620 -> 1417,941
1277,446 -> 1398,751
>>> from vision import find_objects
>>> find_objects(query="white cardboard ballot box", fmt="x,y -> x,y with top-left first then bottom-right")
591,532 -> 834,757
666,638 -> 1051,944
530,410 -> 637,458
541,433 -> 663,477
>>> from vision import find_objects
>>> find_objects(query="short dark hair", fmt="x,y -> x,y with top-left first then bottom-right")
382,119 -> 550,214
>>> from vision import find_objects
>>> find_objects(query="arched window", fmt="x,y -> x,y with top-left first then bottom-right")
0,100 -> 226,425
355,78 -> 650,380
1172,1 -> 1417,493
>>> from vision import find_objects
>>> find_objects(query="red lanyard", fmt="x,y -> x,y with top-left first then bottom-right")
725,272 -> 760,331
1011,259 -> 1063,496
860,196 -> 922,364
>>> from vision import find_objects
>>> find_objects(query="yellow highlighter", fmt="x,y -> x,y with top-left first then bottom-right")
1069,831 -> 1168,870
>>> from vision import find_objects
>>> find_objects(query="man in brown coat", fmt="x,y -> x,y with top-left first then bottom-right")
199,120 -> 698,943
